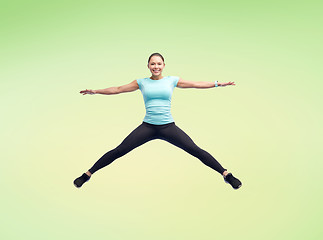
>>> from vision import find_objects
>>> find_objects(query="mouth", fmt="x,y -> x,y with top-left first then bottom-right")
153,70 -> 160,73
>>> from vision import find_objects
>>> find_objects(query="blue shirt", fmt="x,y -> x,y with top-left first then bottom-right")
136,76 -> 179,125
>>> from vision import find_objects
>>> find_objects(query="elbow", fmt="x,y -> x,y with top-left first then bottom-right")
115,86 -> 121,94
193,82 -> 200,88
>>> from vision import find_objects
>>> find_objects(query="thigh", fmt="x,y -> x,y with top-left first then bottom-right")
158,123 -> 199,152
115,122 -> 157,153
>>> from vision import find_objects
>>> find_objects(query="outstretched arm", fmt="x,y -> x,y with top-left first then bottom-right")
176,77 -> 235,88
80,80 -> 139,95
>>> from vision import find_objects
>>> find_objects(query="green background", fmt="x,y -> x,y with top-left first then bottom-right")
1,0 -> 322,239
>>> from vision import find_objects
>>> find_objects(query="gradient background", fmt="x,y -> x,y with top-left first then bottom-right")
1,0 -> 322,239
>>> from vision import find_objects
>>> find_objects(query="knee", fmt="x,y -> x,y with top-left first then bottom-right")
185,145 -> 203,157
113,145 -> 129,158
113,146 -> 123,158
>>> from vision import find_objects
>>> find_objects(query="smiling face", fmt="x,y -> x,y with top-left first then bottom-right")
147,55 -> 165,78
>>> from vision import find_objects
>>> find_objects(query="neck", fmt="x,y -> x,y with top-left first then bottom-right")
150,75 -> 163,80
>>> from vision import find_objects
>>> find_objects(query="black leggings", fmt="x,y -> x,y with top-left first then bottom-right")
88,121 -> 227,175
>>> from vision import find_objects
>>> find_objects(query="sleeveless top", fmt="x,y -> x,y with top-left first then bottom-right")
136,76 -> 179,125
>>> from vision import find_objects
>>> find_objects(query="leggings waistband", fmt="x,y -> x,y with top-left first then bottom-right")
142,121 -> 175,127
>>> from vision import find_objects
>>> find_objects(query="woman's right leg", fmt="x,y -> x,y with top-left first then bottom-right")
88,122 -> 157,174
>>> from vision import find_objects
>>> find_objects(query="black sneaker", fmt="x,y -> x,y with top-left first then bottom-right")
224,173 -> 242,189
74,173 -> 91,188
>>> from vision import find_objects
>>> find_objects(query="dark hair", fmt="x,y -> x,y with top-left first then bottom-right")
148,53 -> 165,64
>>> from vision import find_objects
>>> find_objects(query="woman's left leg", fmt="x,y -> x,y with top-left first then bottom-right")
158,123 -> 227,175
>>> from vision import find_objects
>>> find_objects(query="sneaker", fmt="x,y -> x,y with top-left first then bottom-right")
74,173 -> 91,188
224,173 -> 242,189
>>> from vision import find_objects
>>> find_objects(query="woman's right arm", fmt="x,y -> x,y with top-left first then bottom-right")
80,80 -> 139,95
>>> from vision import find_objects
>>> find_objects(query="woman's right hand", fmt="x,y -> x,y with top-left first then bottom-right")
80,89 -> 96,95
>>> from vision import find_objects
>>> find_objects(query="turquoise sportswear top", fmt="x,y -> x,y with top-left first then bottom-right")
136,76 -> 179,125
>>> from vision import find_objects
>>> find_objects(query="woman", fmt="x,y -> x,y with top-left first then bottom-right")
74,53 -> 242,189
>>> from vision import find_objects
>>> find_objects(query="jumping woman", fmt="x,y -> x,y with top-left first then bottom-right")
74,53 -> 242,190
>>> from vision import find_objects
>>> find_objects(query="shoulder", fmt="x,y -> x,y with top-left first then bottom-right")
136,77 -> 147,84
170,76 -> 180,87
169,76 -> 180,80
136,78 -> 146,90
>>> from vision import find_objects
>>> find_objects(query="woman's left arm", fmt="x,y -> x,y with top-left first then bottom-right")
176,77 -> 235,88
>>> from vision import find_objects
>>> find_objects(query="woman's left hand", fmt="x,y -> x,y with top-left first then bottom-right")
222,81 -> 235,86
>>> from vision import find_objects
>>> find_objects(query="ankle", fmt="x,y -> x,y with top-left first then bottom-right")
86,171 -> 92,177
